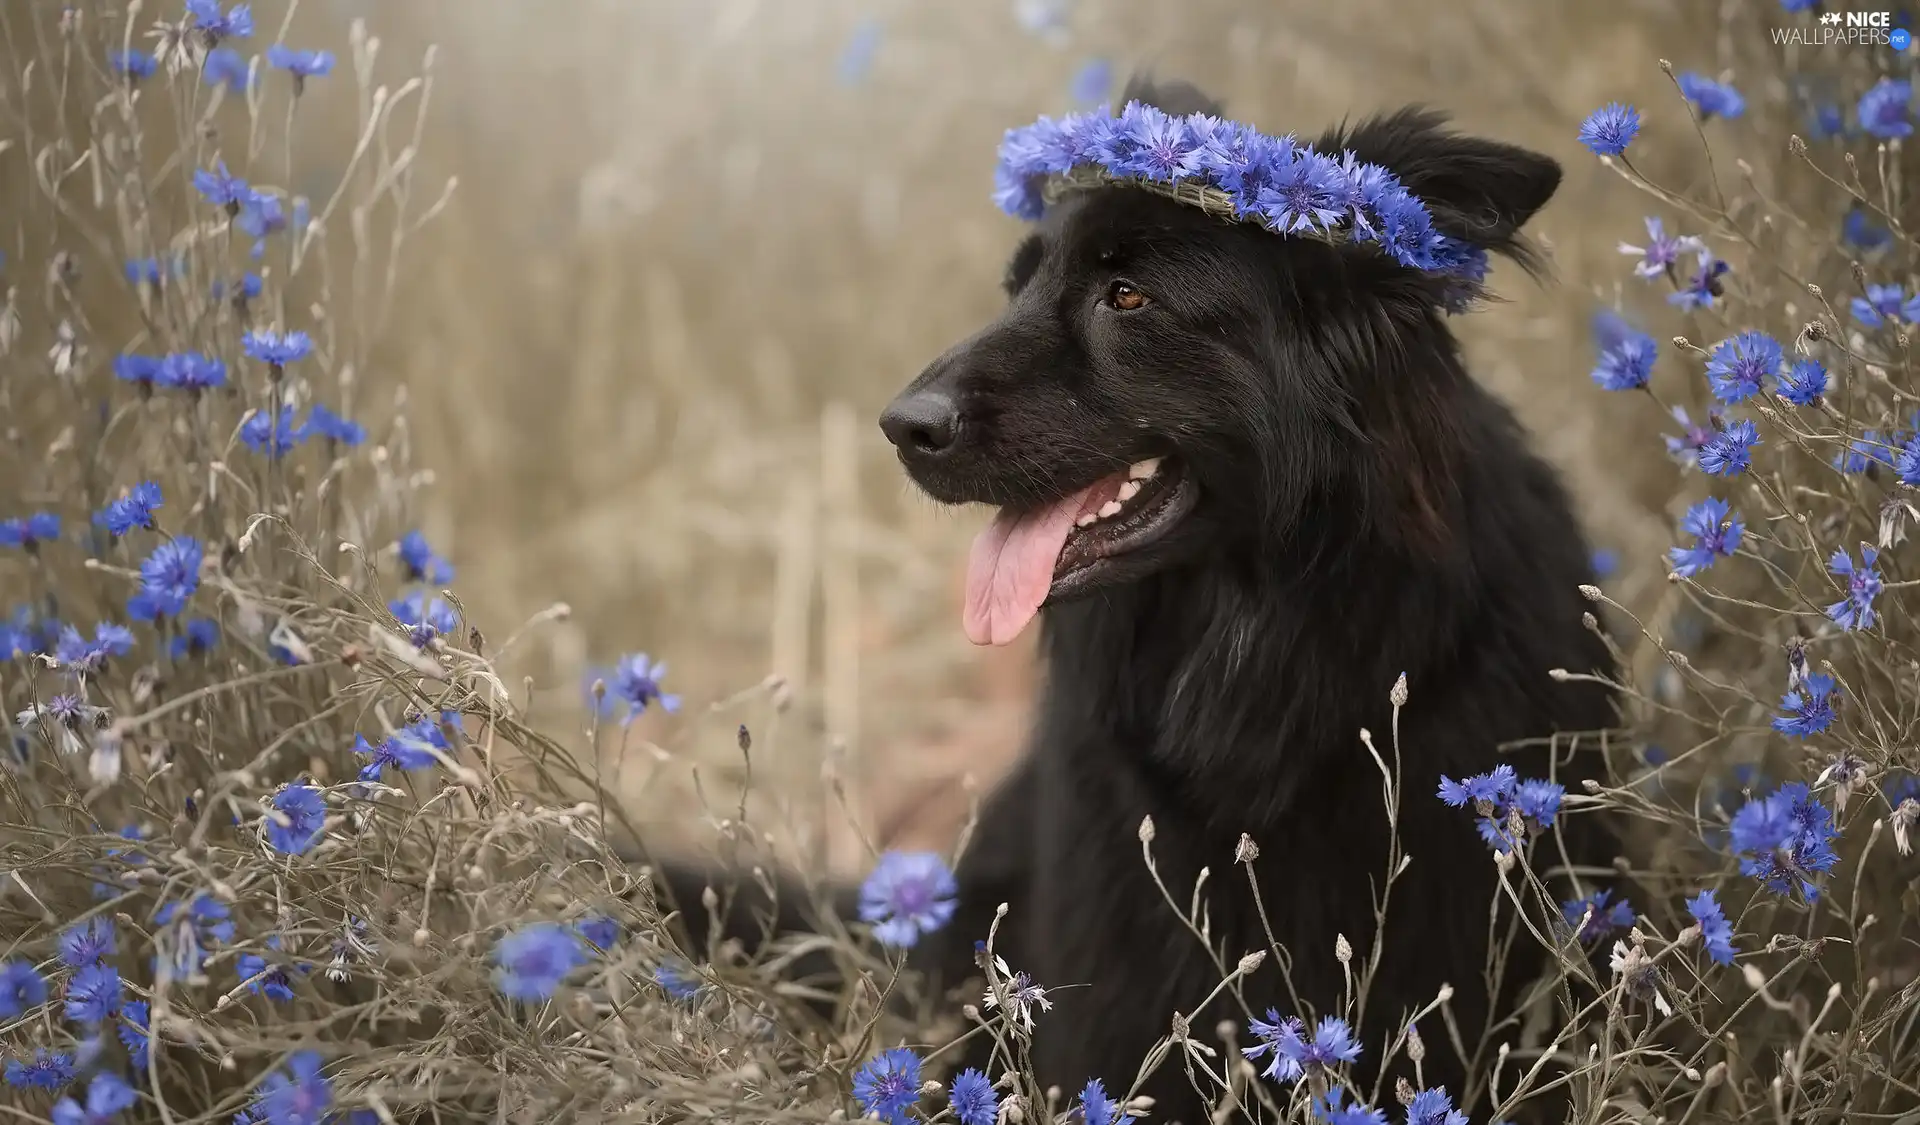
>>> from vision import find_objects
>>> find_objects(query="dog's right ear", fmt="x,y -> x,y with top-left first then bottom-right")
1118,74 -> 1226,119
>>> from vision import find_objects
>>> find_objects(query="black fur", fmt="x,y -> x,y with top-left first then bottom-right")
656,82 -> 1615,1122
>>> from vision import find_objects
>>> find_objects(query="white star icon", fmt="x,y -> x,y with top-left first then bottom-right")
1821,10 -> 1843,23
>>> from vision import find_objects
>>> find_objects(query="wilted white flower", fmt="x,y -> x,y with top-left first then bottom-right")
1609,939 -> 1672,1017
982,953 -> 1052,1033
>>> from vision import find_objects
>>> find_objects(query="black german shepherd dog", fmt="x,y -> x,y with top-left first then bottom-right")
652,78 -> 1615,1121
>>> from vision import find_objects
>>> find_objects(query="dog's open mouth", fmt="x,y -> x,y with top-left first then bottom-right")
963,456 -> 1197,646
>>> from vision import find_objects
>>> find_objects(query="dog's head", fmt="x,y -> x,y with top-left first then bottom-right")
880,79 -> 1562,646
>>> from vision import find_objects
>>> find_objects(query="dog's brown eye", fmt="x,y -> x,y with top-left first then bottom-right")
1107,281 -> 1149,311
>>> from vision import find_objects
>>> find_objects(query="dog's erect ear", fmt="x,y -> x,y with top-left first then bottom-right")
1322,106 -> 1561,266
1119,73 -> 1226,119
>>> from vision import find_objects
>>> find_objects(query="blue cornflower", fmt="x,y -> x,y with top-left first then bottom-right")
266,784 -> 327,855
0,959 -> 48,1018
49,1071 -> 137,1125
1678,72 -> 1746,120
107,48 -> 158,80
1849,283 -> 1920,326
239,406 -> 308,458
947,1068 -> 998,1125
1778,358 -> 1828,406
169,617 -> 220,660
1730,782 -> 1840,899
123,258 -> 169,288
236,936 -> 304,1001
1258,150 -> 1348,233
1590,310 -> 1658,391
574,915 -> 620,952
130,537 -> 203,620
1834,429 -> 1898,473
1704,332 -> 1782,403
1826,545 -> 1882,631
266,44 -> 334,81
1808,101 -> 1846,139
1070,57 -> 1111,108
1578,103 -> 1641,155
851,1048 -> 923,1125
1844,208 -> 1894,251
1591,548 -> 1619,579
252,1051 -> 331,1125
1896,435 -> 1920,486
1405,1088 -> 1470,1125
1114,104 -> 1207,185
396,530 -> 455,584
1287,1015 -> 1361,1079
1243,1009 -> 1306,1080
114,354 -> 163,389
1618,216 -> 1701,278
1687,889 -> 1737,965
858,850 -> 959,948
1078,1078 -> 1123,1125
353,718 -> 446,783
653,959 -> 701,1001
1780,0 -> 1818,9
153,894 -> 235,979
1313,1086 -> 1388,1125
58,917 -> 118,967
388,591 -> 457,644
4,1048 -> 76,1090
1699,418 -> 1760,476
186,0 -> 253,41
0,512 -> 62,549
95,482 -> 162,536
492,923 -> 589,1001
306,405 -> 365,447
1858,77 -> 1914,139
64,963 -> 122,1024
119,1001 -> 150,1070
836,18 -> 881,86
193,162 -> 250,209
236,189 -> 286,242
1670,248 -> 1730,310
1669,496 -> 1744,577
202,47 -> 253,94
1437,763 -> 1517,809
607,652 -> 682,723
242,328 -> 313,366
213,273 -> 264,302
1512,779 -> 1565,827
156,351 -> 228,391
1439,766 -> 1562,852
1561,888 -> 1636,943
55,624 -> 136,675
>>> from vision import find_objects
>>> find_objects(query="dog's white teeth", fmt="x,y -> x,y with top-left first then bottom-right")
1097,500 -> 1124,519
1076,513 -> 1099,528
1117,479 -> 1142,502
1128,457 -> 1162,481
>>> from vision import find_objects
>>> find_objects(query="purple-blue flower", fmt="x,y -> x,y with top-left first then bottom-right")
1687,889 -> 1737,965
1844,208 -> 1894,251
156,351 -> 228,391
1669,496 -> 1744,577
0,512 -> 61,550
1729,782 -> 1840,899
236,935 -> 305,1001
1077,1078 -> 1123,1125
492,922 -> 589,1001
266,784 -> 327,855
236,189 -> 287,242
306,404 -> 365,447
1778,358 -> 1828,406
251,1050 -> 331,1125
130,537 -> 202,620
58,917 -> 117,967
3,1048 -> 76,1090
240,406 -> 308,458
49,1071 -> 136,1125
1704,332 -> 1782,403
851,1048 -> 923,1125
1678,72 -> 1746,120
153,893 -> 235,978
1826,545 -> 1882,631
1670,248 -> 1730,310
1405,1088 -> 1470,1125
948,1069 -> 998,1125
1849,283 -> 1920,326
1562,888 -> 1636,944
858,850 -> 958,948
653,959 -> 701,1001
118,1001 -> 150,1071
1858,77 -> 1914,140
1773,672 -> 1839,738
94,483 -> 162,536
606,652 -> 681,723
266,43 -> 335,81
55,624 -> 135,675
1069,57 -> 1111,108
1590,310 -> 1658,391
1578,103 -> 1641,156
1699,417 -> 1760,476
194,162 -> 249,209
113,354 -> 162,389
202,46 -> 254,94
0,959 -> 48,1018
107,49 -> 157,80
396,530 -> 454,584
1618,216 -> 1701,278
170,618 -> 220,660
388,591 -> 457,644
573,915 -> 620,952
64,963 -> 122,1024
186,0 -> 253,42
242,329 -> 313,366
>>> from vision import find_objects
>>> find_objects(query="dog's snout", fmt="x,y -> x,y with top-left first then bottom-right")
879,388 -> 961,459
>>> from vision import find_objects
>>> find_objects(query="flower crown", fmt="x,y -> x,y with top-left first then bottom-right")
992,101 -> 1490,291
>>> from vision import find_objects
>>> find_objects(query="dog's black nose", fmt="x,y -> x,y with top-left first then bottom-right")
879,389 -> 961,457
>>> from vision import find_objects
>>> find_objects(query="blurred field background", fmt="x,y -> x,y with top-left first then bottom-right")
14,0 -> 1758,874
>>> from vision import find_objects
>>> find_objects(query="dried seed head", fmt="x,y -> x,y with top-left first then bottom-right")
1138,815 -> 1156,844
1235,833 -> 1260,863
1335,934 -> 1353,965
1389,671 -> 1409,707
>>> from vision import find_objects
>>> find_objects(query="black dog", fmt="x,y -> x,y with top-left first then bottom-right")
655,79 -> 1614,1121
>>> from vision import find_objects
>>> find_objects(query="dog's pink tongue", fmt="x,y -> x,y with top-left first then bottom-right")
963,485 -> 1101,647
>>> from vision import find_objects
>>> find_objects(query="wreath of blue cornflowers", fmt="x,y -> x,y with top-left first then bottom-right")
992,101 -> 1491,306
